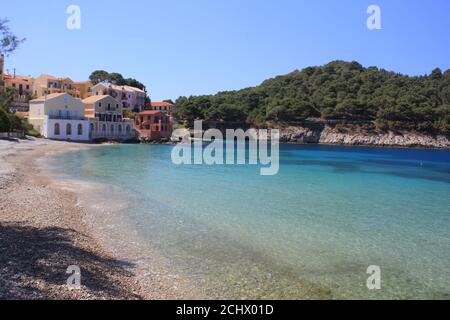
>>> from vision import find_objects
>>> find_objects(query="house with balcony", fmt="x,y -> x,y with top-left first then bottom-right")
28,93 -> 90,141
3,72 -> 34,112
91,82 -> 146,112
82,95 -> 135,141
32,74 -> 81,98
134,110 -> 173,141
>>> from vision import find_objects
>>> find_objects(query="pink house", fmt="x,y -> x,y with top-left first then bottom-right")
134,110 -> 173,140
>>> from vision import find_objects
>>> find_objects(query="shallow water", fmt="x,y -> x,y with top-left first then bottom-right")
48,144 -> 450,299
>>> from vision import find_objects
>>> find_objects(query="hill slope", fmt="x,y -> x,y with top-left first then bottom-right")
174,61 -> 450,135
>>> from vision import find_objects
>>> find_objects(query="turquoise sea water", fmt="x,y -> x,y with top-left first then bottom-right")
49,144 -> 450,299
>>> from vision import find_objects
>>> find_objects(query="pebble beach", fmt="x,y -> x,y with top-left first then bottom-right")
0,138 -> 193,300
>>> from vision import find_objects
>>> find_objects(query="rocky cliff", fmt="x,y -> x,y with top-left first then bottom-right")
279,126 -> 450,149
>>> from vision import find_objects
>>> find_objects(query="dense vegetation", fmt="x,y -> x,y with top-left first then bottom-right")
89,70 -> 151,106
0,18 -> 35,135
89,70 -> 146,91
0,88 -> 36,135
174,61 -> 450,134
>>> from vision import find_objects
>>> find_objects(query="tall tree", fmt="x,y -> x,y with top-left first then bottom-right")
0,18 -> 25,56
89,70 -> 110,84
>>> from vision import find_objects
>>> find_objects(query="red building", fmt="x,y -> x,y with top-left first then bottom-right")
148,101 -> 175,114
134,110 -> 173,140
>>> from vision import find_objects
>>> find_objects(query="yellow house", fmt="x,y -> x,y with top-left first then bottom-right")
82,95 -> 134,140
29,93 -> 90,141
32,74 -> 81,98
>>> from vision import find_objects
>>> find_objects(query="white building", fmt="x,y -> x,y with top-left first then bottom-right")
29,93 -> 90,141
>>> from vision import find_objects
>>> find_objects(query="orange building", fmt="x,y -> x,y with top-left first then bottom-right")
73,81 -> 93,99
134,110 -> 173,140
3,73 -> 34,111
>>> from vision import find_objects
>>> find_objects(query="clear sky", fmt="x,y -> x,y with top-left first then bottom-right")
2,0 -> 450,101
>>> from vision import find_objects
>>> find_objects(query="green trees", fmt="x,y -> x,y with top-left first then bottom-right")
89,70 -> 110,84
0,18 -> 25,56
0,18 -> 34,135
88,70 -> 146,91
0,108 -> 10,132
174,61 -> 450,134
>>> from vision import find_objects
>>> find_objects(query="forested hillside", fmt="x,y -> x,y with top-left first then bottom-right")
174,61 -> 450,134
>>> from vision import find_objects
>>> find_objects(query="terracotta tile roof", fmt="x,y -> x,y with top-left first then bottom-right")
82,95 -> 110,104
4,73 -> 33,80
38,74 -> 58,80
30,93 -> 66,102
139,110 -> 163,116
151,102 -> 174,107
74,81 -> 93,86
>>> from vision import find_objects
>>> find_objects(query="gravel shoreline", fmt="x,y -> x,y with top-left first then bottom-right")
0,138 -> 149,300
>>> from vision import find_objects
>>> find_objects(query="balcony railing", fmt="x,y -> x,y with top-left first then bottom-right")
48,115 -> 84,120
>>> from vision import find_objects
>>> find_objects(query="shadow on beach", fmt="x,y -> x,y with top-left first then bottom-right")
0,222 -> 141,300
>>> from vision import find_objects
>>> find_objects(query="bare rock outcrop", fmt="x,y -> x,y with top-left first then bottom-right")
279,126 -> 450,148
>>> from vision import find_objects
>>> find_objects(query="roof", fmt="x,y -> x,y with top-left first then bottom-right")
82,95 -> 110,104
139,110 -> 163,116
123,85 -> 145,94
36,74 -> 74,82
4,74 -> 33,83
37,74 -> 58,80
151,102 -> 174,107
92,82 -> 145,94
74,81 -> 93,86
30,93 -> 66,102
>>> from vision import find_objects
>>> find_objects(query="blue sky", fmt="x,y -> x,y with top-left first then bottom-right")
2,0 -> 450,101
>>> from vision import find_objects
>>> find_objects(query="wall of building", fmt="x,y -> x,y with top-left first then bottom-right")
28,101 -> 45,133
74,82 -> 93,99
89,119 -> 135,140
44,117 -> 90,141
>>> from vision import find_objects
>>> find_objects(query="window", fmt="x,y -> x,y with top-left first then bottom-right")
118,125 -> 122,133
26,85 -> 30,90
126,125 -> 131,133
90,123 -> 94,133
66,123 -> 72,135
108,103 -> 111,111
78,124 -> 83,136
102,124 -> 106,132
110,124 -> 114,133
54,123 -> 60,135
99,102 -> 102,107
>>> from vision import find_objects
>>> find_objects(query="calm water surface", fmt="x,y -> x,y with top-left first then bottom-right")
49,144 -> 450,299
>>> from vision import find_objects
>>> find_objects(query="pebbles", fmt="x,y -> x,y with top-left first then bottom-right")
0,139 -> 149,300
